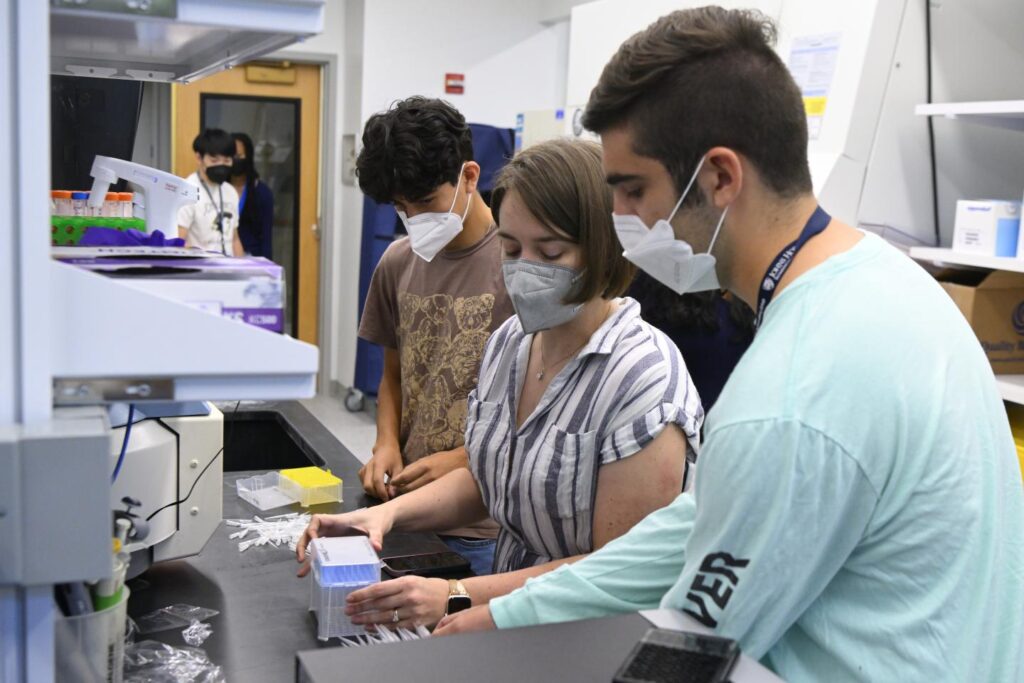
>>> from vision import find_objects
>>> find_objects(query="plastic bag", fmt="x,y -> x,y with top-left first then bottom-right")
182,621 -> 213,647
124,640 -> 224,683
135,605 -> 219,635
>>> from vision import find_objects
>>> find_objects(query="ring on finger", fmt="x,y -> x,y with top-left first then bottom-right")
392,608 -> 400,624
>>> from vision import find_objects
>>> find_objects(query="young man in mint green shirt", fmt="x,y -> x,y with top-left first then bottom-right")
435,8 -> 1024,682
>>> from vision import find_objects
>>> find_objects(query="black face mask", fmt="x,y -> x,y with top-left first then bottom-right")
232,158 -> 253,177
205,164 -> 232,184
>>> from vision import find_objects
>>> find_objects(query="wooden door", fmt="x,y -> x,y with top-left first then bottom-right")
172,62 -> 321,345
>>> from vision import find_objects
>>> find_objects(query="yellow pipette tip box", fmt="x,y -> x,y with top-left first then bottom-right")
279,466 -> 343,507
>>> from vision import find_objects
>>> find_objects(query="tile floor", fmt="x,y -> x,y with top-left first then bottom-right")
301,393 -> 377,465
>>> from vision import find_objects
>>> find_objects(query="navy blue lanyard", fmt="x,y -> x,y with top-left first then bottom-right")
755,206 -> 831,329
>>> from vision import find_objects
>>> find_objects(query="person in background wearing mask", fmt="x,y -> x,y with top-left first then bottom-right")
434,9 -> 1024,683
296,139 -> 703,632
628,277 -> 753,412
230,132 -> 274,258
354,97 -> 514,575
178,128 -> 243,256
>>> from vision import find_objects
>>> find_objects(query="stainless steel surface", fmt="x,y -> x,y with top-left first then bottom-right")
50,0 -> 178,19
53,378 -> 175,405
49,0 -> 325,83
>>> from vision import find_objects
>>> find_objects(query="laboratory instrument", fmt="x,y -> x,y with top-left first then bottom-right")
87,156 -> 199,236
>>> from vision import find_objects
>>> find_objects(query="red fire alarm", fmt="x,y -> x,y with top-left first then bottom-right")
445,73 -> 465,95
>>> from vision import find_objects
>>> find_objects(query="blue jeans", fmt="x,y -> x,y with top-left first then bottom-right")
441,536 -> 496,576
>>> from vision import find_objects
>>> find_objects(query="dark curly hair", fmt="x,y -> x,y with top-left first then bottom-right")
356,96 -> 475,204
629,270 -> 755,342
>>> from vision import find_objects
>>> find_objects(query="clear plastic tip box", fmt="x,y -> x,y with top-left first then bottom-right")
309,536 -> 382,640
235,466 -> 342,510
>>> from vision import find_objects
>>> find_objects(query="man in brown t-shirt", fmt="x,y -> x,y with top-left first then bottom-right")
356,97 -> 514,575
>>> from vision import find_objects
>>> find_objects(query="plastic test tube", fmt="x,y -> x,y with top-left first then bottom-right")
91,541 -> 128,611
102,193 -> 120,217
51,190 -> 73,216
71,191 -> 89,216
117,192 -> 134,218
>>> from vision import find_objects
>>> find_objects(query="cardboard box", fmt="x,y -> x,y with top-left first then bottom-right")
952,199 -> 1020,257
936,268 -> 1024,373
54,252 -> 285,333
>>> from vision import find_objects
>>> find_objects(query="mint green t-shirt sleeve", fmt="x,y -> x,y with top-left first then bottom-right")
661,419 -> 878,660
490,492 -> 697,629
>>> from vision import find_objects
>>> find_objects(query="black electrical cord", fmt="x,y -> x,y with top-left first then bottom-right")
145,447 -> 223,522
145,401 -> 240,522
925,0 -> 941,246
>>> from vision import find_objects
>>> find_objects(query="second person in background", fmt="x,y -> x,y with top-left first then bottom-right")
231,132 -> 275,258
298,138 -> 704,629
355,97 -> 514,575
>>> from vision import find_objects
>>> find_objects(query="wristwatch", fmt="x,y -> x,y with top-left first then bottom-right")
445,579 -> 472,616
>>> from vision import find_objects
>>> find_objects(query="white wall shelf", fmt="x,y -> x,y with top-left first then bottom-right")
908,247 -> 1024,274
915,100 -> 1024,132
996,376 -> 1024,405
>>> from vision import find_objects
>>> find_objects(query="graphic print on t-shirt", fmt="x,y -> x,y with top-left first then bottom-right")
398,292 -> 496,457
683,551 -> 750,628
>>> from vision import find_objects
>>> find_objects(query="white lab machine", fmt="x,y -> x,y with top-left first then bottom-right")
87,156 -> 200,236
2,1 -> 326,680
107,404 -> 224,577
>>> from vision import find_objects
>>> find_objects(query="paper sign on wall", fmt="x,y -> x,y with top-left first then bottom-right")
788,33 -> 841,140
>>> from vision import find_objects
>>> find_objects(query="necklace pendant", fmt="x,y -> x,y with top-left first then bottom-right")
537,370 -> 545,381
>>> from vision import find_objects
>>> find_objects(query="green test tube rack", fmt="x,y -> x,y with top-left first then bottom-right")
50,217 -> 147,246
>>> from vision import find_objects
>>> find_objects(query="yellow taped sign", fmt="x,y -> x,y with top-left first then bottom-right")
803,96 -> 828,116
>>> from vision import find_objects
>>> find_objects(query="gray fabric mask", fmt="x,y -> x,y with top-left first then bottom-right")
502,259 -> 584,334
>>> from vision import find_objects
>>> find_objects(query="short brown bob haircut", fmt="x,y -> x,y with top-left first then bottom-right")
583,6 -> 813,202
491,138 -> 634,305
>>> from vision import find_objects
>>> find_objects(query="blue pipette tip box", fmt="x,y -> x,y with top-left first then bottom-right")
309,536 -> 382,640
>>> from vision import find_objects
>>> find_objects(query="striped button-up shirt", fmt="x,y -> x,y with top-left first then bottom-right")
466,297 -> 703,573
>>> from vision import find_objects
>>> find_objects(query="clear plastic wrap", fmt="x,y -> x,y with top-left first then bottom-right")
135,605 -> 220,635
123,640 -> 225,683
182,621 -> 213,647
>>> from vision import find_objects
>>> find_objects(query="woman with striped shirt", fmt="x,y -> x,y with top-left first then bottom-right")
297,139 -> 703,629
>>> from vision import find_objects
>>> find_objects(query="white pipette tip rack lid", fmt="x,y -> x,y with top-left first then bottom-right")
310,536 -> 381,586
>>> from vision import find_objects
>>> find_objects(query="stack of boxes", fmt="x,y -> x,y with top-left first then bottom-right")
941,199 -> 1024,374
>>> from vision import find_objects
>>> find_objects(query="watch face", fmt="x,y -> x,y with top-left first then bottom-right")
447,594 -> 472,615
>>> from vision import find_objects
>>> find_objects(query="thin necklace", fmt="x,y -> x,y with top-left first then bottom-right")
536,301 -> 612,381
537,337 -> 587,381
